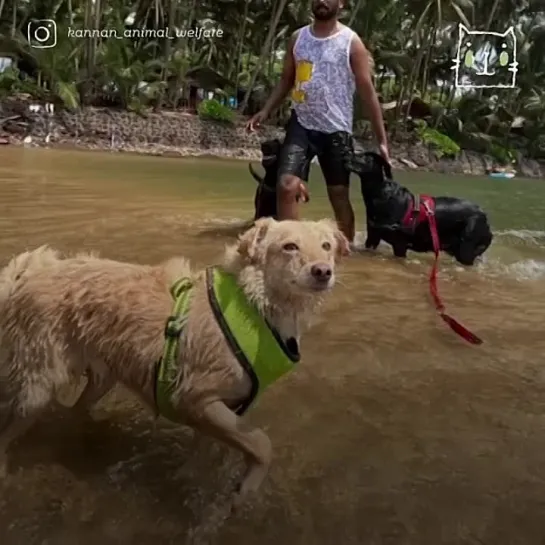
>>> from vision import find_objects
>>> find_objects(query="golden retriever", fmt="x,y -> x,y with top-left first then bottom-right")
0,217 -> 348,509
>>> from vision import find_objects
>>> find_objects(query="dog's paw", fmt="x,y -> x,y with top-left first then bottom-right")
230,490 -> 256,517
230,480 -> 261,516
230,482 -> 244,515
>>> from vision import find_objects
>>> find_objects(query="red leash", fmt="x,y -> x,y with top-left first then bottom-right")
423,200 -> 483,345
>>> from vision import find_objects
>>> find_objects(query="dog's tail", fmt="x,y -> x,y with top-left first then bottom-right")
248,163 -> 263,185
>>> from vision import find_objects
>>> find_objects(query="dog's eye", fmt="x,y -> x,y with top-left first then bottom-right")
322,242 -> 332,251
282,242 -> 299,252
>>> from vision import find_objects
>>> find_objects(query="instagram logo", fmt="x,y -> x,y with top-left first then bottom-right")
27,19 -> 57,48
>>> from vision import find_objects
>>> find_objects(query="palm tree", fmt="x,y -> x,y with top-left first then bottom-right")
239,0 -> 291,112
1,0 -> 544,159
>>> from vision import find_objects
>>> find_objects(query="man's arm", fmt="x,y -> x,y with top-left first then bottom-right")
350,36 -> 388,149
260,31 -> 298,116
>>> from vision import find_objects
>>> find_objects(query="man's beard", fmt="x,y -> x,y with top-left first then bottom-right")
312,5 -> 338,21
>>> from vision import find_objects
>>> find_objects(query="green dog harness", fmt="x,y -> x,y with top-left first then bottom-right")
155,266 -> 300,420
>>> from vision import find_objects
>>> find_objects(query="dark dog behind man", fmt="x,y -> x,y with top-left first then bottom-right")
249,139 -> 308,220
344,150 -> 493,265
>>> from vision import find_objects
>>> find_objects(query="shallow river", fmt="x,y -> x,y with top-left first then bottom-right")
1,147 -> 545,545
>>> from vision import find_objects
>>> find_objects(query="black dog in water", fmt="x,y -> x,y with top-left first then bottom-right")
249,138 -> 308,220
345,151 -> 493,265
248,139 -> 282,219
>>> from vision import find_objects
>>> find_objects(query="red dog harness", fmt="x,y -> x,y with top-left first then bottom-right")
402,194 -> 434,231
402,195 -> 483,345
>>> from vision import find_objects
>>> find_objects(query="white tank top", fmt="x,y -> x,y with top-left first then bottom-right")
291,24 -> 356,134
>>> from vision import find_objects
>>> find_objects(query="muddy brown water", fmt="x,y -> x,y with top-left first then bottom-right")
1,147 -> 545,545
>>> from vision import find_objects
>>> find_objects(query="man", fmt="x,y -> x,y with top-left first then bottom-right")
246,0 -> 390,243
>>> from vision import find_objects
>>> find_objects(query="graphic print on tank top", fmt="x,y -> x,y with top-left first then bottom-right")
291,25 -> 356,134
292,60 -> 313,103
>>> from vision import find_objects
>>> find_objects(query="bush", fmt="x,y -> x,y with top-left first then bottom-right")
197,98 -> 234,124
416,125 -> 460,158
490,143 -> 515,165
0,66 -> 44,100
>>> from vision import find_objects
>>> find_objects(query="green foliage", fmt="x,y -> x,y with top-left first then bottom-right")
0,66 -> 34,96
416,124 -> 461,158
0,0 -> 544,158
490,144 -> 515,165
197,99 -> 235,124
0,65 -> 48,100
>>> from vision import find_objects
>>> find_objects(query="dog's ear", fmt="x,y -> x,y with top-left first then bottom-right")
238,217 -> 275,260
363,152 -> 392,180
318,219 -> 351,260
334,229 -> 351,260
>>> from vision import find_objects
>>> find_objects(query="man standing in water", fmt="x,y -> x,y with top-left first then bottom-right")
246,0 -> 389,243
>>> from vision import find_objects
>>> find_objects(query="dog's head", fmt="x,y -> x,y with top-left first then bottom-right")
345,151 -> 393,184
226,217 -> 349,305
249,138 -> 282,194
260,139 -> 282,168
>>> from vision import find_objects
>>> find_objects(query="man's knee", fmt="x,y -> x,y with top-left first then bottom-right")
278,175 -> 301,198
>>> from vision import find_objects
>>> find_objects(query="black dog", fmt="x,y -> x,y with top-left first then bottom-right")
249,139 -> 308,220
345,151 -> 493,265
249,139 -> 283,220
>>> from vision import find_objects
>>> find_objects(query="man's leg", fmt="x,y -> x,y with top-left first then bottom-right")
277,114 -> 313,221
318,133 -> 355,242
325,186 -> 355,242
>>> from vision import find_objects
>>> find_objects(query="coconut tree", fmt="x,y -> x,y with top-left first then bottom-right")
0,0 -> 543,159
239,0 -> 291,112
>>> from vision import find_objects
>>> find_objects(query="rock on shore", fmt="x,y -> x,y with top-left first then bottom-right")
1,97 -> 543,178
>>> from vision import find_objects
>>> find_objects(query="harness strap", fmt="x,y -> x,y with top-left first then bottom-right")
412,194 -> 420,217
155,278 -> 194,419
403,194 -> 421,232
205,267 -> 259,416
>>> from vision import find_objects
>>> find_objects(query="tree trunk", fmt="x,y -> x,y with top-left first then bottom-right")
234,0 -> 251,92
240,0 -> 290,113
80,0 -> 95,104
397,36 -> 426,122
10,0 -> 16,36
348,0 -> 365,27
484,0 -> 502,31
420,25 -> 436,98
171,0 -> 197,108
156,0 -> 176,110
0,0 -> 6,25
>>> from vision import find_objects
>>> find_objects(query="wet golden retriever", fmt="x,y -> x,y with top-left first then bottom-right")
0,218 -> 348,509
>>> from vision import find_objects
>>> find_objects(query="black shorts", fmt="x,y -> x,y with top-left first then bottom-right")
277,111 -> 354,187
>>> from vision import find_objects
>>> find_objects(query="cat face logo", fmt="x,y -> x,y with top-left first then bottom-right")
452,24 -> 518,89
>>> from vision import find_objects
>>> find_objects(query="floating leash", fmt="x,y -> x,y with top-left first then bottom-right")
423,200 -> 483,345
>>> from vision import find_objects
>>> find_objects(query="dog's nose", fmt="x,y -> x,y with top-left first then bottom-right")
311,263 -> 332,281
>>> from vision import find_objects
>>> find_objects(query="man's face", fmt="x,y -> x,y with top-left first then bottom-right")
311,0 -> 342,21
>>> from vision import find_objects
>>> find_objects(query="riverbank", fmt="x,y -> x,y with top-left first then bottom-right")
1,97 -> 543,178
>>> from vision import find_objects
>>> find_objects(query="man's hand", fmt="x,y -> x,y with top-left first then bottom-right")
297,182 -> 309,203
246,109 -> 269,132
379,142 -> 390,164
